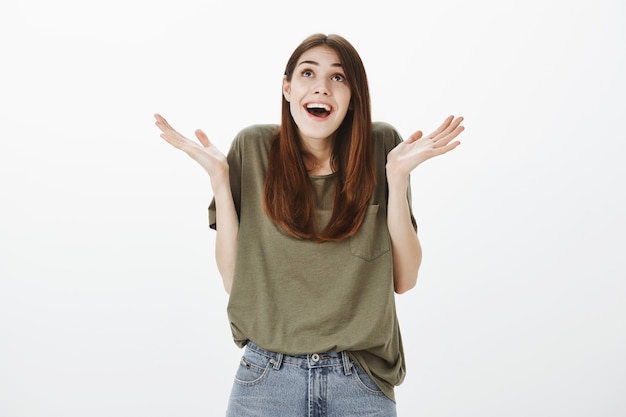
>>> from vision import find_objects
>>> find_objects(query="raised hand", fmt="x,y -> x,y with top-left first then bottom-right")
386,115 -> 464,182
154,114 -> 228,180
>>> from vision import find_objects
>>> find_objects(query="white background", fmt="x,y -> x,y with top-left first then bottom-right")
1,0 -> 624,416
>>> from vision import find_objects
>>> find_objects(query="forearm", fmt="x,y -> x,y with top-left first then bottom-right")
386,175 -> 422,294
211,172 -> 239,294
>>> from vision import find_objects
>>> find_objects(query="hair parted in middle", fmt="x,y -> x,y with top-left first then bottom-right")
263,33 -> 376,242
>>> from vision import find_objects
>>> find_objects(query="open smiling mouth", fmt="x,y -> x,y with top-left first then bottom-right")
306,103 -> 332,118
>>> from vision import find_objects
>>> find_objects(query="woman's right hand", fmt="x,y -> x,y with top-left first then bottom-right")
154,113 -> 228,180
155,113 -> 238,293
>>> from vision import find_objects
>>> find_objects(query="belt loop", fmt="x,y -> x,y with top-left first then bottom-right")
272,353 -> 284,371
341,351 -> 352,376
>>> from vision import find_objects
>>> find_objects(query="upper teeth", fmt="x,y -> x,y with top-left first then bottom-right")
307,103 -> 331,111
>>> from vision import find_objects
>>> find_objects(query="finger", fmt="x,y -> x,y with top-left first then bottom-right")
432,139 -> 461,156
155,115 -> 192,146
154,114 -> 166,131
441,117 -> 464,137
160,133 -> 181,149
434,124 -> 465,148
154,113 -> 167,127
161,132 -> 202,153
406,130 -> 423,143
195,129 -> 211,148
160,132 -> 184,148
440,141 -> 461,155
426,115 -> 454,139
432,117 -> 464,146
154,114 -> 177,133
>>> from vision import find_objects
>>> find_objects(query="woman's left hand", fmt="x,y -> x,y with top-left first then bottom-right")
386,115 -> 465,182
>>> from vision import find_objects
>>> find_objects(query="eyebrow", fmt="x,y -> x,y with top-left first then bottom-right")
297,60 -> 343,68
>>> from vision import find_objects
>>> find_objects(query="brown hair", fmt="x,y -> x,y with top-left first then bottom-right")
263,33 -> 375,242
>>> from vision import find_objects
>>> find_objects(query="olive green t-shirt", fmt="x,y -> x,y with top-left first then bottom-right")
209,122 -> 416,401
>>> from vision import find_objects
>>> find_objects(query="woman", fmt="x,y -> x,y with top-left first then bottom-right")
155,33 -> 464,417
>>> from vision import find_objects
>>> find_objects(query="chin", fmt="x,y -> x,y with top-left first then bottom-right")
297,119 -> 342,140
299,126 -> 339,141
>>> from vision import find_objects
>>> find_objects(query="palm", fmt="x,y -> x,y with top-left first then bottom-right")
387,115 -> 464,177
154,114 -> 228,178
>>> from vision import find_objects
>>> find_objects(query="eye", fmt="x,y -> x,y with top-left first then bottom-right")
301,69 -> 314,78
332,74 -> 346,82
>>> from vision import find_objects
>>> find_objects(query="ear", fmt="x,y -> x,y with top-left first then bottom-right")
282,76 -> 291,102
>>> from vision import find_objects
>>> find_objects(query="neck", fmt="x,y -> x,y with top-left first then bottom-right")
301,136 -> 334,175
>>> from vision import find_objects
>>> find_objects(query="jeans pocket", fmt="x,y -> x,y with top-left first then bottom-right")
349,205 -> 390,261
233,350 -> 272,386
351,363 -> 386,396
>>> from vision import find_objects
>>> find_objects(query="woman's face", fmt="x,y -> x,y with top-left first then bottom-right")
283,45 -> 352,144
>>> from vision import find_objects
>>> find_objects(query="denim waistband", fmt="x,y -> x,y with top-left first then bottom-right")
245,340 -> 353,376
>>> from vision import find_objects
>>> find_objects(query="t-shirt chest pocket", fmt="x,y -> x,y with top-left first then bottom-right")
349,204 -> 391,261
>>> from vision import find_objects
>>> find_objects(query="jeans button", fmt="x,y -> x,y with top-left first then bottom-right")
311,353 -> 320,362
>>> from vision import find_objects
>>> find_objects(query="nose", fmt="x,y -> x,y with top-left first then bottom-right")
313,78 -> 331,95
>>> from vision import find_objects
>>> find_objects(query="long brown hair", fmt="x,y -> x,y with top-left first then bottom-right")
263,34 -> 375,242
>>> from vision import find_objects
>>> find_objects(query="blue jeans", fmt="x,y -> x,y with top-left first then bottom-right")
225,341 -> 397,417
